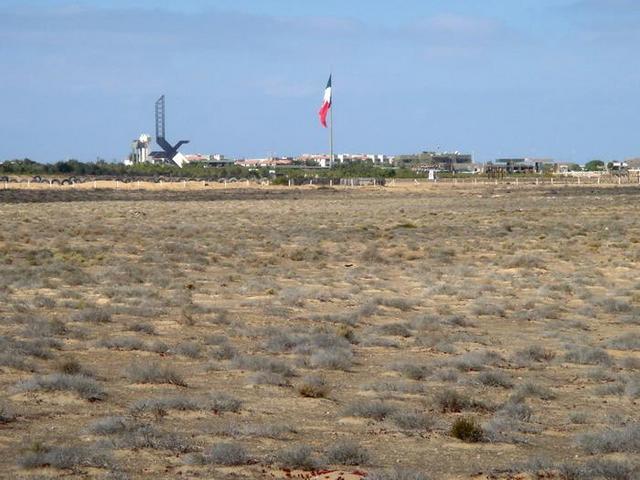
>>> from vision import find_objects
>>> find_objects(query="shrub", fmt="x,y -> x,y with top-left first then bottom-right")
568,412 -> 588,424
126,362 -> 186,387
378,323 -> 412,337
18,443 -> 113,469
497,400 -> 532,422
210,344 -> 237,361
377,297 -> 417,311
512,382 -> 556,401
130,396 -> 201,415
450,417 -> 483,442
248,371 -> 290,387
0,403 -> 16,424
55,357 -> 92,376
72,307 -> 112,323
368,468 -> 430,480
390,410 -> 433,430
564,346 -> 612,366
325,440 -> 369,465
127,322 -> 156,335
471,301 -> 505,317
391,362 -> 429,381
436,389 -> 469,413
16,373 -> 106,401
215,421 -> 294,440
98,336 -> 145,351
117,424 -> 194,453
276,444 -> 319,470
576,424 -> 640,453
606,333 -> 640,351
209,392 -> 242,413
476,370 -> 513,388
89,416 -> 131,435
174,342 -> 202,358
199,442 -> 250,465
506,254 -> 546,269
232,354 -> 296,377
596,297 -> 632,313
309,349 -> 353,371
344,400 -> 396,421
452,350 -> 502,371
514,345 -> 555,363
297,375 -> 330,398
620,357 -> 640,370
363,380 -> 425,394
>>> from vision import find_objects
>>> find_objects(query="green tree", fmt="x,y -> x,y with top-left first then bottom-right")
585,160 -> 604,171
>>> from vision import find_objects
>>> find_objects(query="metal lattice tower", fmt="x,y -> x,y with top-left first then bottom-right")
153,95 -> 190,167
155,95 -> 166,141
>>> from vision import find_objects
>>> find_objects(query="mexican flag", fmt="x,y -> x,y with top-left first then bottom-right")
318,75 -> 332,128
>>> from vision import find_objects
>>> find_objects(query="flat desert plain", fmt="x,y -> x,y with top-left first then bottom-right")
0,184 -> 639,479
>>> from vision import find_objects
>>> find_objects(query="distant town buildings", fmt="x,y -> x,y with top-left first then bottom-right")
122,135 -> 638,177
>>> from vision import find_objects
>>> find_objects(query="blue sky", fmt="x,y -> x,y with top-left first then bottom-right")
0,0 -> 638,163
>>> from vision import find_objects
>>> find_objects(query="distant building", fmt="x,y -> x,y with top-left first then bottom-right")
495,158 -> 540,174
396,151 -> 473,172
126,134 -> 153,165
235,157 -> 293,168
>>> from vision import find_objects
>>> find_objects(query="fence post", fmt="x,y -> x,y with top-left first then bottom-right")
329,179 -> 333,187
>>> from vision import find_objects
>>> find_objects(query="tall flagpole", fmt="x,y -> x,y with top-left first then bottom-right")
330,74 -> 334,168
330,98 -> 334,167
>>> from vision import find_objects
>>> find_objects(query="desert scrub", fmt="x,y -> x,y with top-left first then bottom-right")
72,307 -> 112,323
513,345 -> 555,364
275,444 -> 320,470
232,354 -> 296,377
476,370 -> 514,389
368,468 -> 431,480
450,417 -> 484,442
18,443 -> 113,469
117,424 -> 195,453
16,373 -> 106,401
436,389 -> 489,413
213,421 -> 295,440
130,395 -> 202,415
127,321 -> 156,335
193,442 -> 250,465
0,402 -> 16,423
576,423 -> 640,454
309,348 -> 353,371
325,439 -> 369,465
605,333 -> 640,351
344,400 -> 397,421
391,361 -> 429,381
297,375 -> 330,398
89,416 -> 132,435
97,336 -> 146,351
451,350 -> 503,371
564,345 -> 612,366
390,410 -> 433,431
126,362 -> 187,387
376,322 -> 413,337
209,392 -> 242,413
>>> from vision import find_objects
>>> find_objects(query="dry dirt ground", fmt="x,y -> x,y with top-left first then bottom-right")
0,184 -> 639,480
